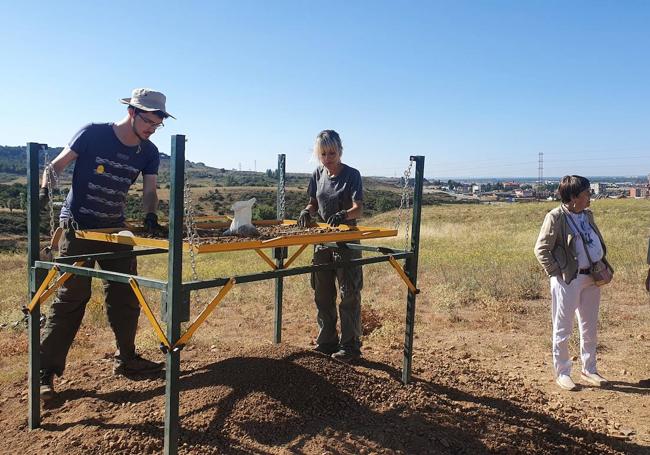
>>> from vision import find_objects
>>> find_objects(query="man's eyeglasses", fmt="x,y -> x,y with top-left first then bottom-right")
137,113 -> 164,130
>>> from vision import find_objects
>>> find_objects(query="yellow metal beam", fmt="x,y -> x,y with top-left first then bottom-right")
387,256 -> 419,294
76,230 -> 181,250
128,278 -> 171,349
254,249 -> 277,270
173,278 -> 235,349
49,226 -> 63,251
283,244 -> 308,269
75,221 -> 397,255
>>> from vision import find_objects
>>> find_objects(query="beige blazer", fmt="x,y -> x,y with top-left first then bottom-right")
534,206 -> 612,285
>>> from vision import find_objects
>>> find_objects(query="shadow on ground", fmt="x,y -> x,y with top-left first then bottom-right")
37,346 -> 647,454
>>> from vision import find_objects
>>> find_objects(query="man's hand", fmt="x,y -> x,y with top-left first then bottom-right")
143,212 -> 162,236
326,210 -> 347,227
297,209 -> 312,228
38,187 -> 49,211
645,268 -> 650,292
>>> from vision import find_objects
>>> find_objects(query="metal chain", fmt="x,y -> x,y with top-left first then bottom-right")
394,161 -> 413,252
43,147 -> 59,237
11,146 -> 55,331
183,180 -> 201,283
278,168 -> 286,220
4,313 -> 46,331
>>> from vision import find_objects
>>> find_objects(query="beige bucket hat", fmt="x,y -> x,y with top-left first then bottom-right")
120,88 -> 175,119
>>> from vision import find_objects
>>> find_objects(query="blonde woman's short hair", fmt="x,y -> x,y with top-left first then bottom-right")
313,130 -> 343,161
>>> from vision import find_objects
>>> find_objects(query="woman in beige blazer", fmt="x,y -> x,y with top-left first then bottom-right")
535,175 -> 612,391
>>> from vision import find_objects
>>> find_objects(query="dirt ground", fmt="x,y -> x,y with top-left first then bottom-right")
1,296 -> 649,455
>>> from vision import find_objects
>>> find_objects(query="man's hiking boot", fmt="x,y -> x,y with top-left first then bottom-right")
113,353 -> 163,376
40,370 -> 55,401
331,349 -> 361,364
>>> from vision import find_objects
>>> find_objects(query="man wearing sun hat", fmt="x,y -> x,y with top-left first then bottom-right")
37,88 -> 174,400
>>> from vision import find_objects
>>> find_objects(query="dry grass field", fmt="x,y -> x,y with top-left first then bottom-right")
0,198 -> 649,453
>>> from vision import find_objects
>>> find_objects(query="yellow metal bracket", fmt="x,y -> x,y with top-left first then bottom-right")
27,266 -> 60,312
27,261 -> 94,312
173,278 -> 236,349
128,278 -> 171,350
35,261 -> 86,308
283,244 -> 308,269
387,256 -> 420,294
254,249 -> 277,270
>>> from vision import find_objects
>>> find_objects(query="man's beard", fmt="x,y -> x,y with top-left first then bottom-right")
131,119 -> 145,142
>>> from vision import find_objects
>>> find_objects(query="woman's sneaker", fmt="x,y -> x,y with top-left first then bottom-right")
581,371 -> 610,388
556,374 -> 577,391
40,370 -> 55,401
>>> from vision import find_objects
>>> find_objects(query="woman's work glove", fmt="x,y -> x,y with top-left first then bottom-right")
144,212 -> 163,236
297,209 -> 312,228
326,210 -> 347,227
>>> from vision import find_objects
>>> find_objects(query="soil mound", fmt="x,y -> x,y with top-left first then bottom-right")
0,343 -> 645,454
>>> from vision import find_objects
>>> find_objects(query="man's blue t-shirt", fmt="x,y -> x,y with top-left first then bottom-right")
59,123 -> 159,229
307,164 -> 363,226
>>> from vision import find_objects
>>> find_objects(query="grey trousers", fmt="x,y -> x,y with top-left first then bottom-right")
311,243 -> 364,353
40,227 -> 140,375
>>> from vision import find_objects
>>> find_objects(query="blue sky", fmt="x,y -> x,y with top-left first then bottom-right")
1,1 -> 648,179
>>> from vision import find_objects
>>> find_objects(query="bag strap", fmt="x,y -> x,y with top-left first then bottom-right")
562,206 -> 596,266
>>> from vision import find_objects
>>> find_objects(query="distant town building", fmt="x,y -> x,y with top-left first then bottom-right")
514,189 -> 534,198
456,184 -> 471,194
630,187 -> 649,198
590,182 -> 603,195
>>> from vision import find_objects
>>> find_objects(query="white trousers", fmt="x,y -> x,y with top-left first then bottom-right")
550,274 -> 601,377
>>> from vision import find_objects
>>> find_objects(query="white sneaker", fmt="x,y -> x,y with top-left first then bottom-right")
581,371 -> 610,388
556,374 -> 577,391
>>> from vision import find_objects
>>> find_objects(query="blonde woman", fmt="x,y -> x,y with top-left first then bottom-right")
535,175 -> 612,391
297,130 -> 364,363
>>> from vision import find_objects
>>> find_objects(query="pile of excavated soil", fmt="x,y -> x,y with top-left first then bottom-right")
1,342 -> 646,454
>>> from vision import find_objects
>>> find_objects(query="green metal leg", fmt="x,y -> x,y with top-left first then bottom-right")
164,135 -> 186,455
402,276 -> 417,384
273,247 -> 287,344
402,156 -> 425,385
27,142 -> 45,428
164,350 -> 181,454
28,300 -> 40,428
274,154 -> 287,345
274,274 -> 283,343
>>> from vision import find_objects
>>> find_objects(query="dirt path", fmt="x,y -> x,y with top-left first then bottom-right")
0,322 -> 648,455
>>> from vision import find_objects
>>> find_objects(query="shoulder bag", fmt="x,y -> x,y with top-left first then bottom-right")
563,208 -> 613,287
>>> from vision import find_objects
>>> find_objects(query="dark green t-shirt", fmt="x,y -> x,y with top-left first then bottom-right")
307,164 -> 363,225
